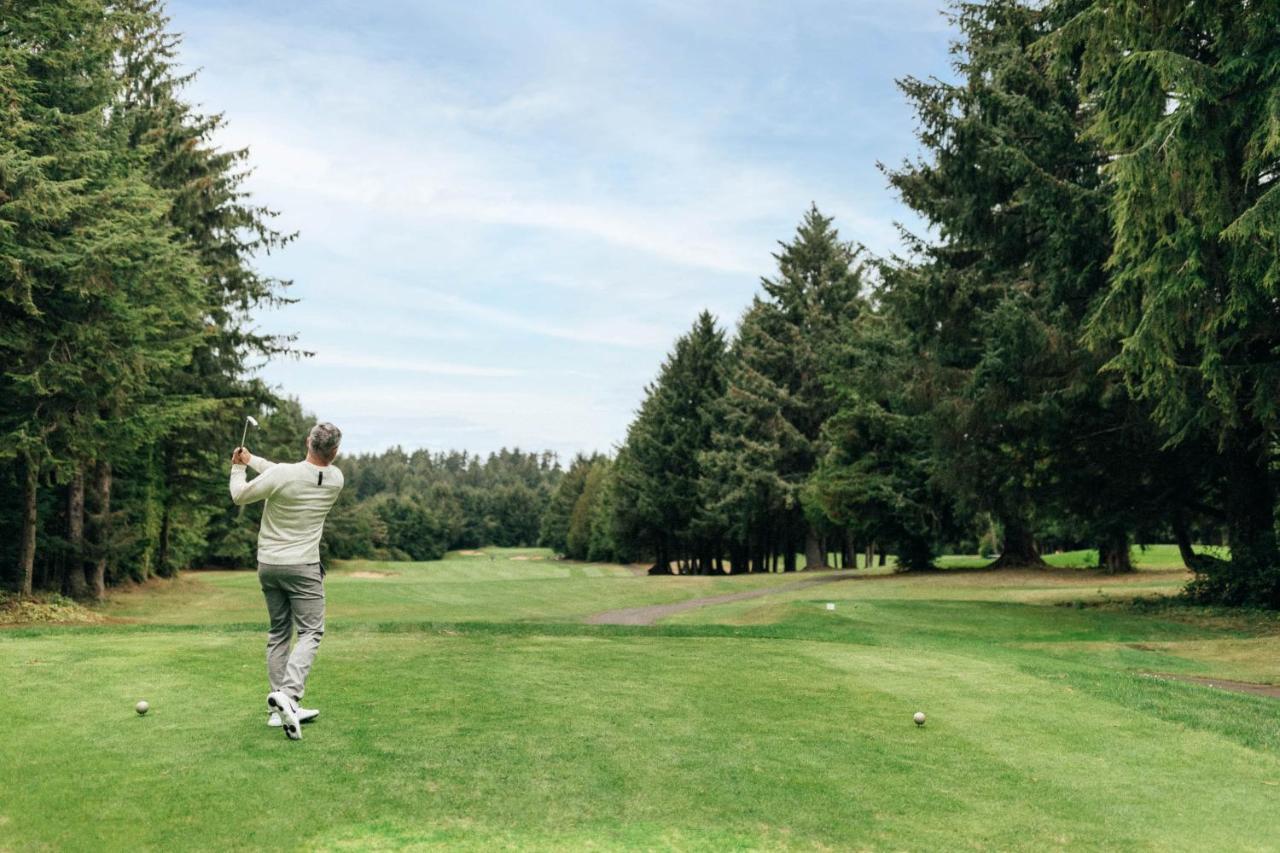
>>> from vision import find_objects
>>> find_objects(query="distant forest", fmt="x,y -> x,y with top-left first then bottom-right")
5,1 -> 1279,608
204,399 -> 561,568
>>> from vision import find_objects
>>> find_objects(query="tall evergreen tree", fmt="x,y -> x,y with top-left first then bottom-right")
1064,0 -> 1280,603
586,461 -> 621,563
881,0 -> 1190,571
702,208 -> 865,571
699,300 -> 796,572
613,312 -> 727,572
567,459 -> 608,561
112,0 -> 295,579
1,0 -> 204,598
805,308 -> 940,569
540,454 -> 595,556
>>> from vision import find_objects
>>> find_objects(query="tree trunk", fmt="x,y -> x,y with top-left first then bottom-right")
1097,529 -> 1133,573
878,547 -> 887,567
804,525 -> 827,570
1171,508 -> 1200,571
18,453 -> 38,598
843,532 -> 856,570
865,543 -> 873,570
90,461 -> 112,601
1197,438 -> 1280,605
64,470 -> 89,598
648,540 -> 673,575
988,517 -> 1046,569
157,504 -> 173,578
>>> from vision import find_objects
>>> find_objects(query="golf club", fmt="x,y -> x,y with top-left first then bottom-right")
239,415 -> 259,453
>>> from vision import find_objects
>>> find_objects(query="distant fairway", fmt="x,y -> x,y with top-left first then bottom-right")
4,548 -> 1279,850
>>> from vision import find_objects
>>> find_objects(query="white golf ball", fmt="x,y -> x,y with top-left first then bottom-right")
825,602 -> 835,611
136,700 -> 150,716
913,711 -> 926,726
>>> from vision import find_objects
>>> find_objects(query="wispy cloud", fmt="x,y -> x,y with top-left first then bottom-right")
171,0 -> 954,453
423,291 -> 672,350
309,350 -> 524,378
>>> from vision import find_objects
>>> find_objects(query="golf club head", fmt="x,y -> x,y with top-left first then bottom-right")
239,414 -> 260,453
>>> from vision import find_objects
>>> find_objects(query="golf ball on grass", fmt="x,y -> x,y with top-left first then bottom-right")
135,701 -> 149,716
825,602 -> 836,611
913,711 -> 926,726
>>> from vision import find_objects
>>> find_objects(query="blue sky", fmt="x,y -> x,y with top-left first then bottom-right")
168,0 -> 956,458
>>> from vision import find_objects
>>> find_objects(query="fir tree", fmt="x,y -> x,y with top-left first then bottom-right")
613,312 -> 727,572
2,0 -> 202,597
806,309 -> 940,569
540,454 -> 595,556
1065,0 -> 1280,603
701,209 -> 865,572
880,0 -> 1189,571
567,460 -> 608,560
111,0 -> 296,579
699,300 -> 795,572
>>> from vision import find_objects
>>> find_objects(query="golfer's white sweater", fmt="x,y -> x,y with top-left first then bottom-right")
229,454 -> 344,565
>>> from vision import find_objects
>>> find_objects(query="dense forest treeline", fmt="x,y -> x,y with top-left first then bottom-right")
195,399 -> 562,566
554,0 -> 1280,608
1,1 -> 293,598
4,0 -> 1279,608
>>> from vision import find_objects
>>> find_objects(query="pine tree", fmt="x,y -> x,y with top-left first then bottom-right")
0,2 -> 84,594
1,0 -> 204,597
586,461 -> 620,563
111,0 -> 295,579
699,301 -> 796,572
1063,0 -> 1280,603
699,209 -> 865,572
540,454 -> 595,556
612,312 -> 727,572
805,309 -> 940,569
767,206 -> 867,568
880,0 -> 1191,571
567,460 -> 608,560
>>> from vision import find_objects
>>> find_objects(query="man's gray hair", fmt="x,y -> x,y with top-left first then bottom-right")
308,422 -> 342,461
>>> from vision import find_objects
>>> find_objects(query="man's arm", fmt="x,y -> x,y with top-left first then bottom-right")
230,459 -> 283,506
248,453 -> 277,473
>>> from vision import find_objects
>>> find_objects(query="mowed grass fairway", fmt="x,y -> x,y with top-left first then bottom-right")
4,549 -> 1280,850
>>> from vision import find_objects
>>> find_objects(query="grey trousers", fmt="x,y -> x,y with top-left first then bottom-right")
258,562 -> 325,701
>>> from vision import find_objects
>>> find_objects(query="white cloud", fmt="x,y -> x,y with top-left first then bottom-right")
300,386 -> 625,455
308,350 -> 524,378
422,291 -> 673,350
169,0 -> 951,454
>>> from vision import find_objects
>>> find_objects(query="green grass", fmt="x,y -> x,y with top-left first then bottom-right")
3,547 -> 1280,850
935,542 -> 1225,570
100,547 -> 791,627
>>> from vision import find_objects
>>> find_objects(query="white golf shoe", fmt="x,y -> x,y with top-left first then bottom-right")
266,691 -> 302,740
268,707 -> 318,727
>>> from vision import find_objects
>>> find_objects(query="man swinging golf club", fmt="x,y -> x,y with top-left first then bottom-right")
230,421 -> 344,741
